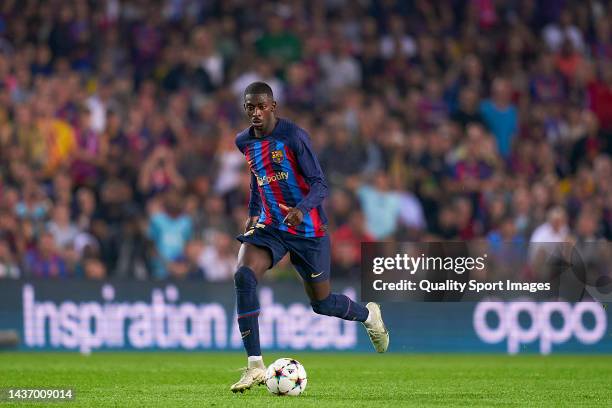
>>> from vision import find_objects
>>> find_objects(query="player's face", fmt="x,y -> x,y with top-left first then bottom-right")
244,94 -> 276,131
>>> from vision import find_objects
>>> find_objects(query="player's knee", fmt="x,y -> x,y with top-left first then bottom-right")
310,295 -> 333,315
234,266 -> 257,290
237,243 -> 272,274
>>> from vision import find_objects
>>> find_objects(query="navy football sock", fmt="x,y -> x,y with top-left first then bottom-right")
310,293 -> 369,322
234,266 -> 261,356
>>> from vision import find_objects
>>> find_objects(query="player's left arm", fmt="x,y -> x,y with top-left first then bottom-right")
280,130 -> 328,226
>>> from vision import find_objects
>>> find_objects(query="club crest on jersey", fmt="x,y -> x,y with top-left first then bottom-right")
271,149 -> 284,163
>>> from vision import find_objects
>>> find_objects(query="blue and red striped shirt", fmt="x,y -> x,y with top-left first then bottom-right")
236,118 -> 328,237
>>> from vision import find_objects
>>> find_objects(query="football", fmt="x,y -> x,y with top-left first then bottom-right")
265,358 -> 307,396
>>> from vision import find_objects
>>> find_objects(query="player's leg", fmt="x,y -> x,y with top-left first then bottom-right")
230,243 -> 270,393
235,243 -> 270,357
291,234 -> 389,352
231,229 -> 287,393
289,234 -> 369,321
302,277 -> 389,354
302,278 -> 369,321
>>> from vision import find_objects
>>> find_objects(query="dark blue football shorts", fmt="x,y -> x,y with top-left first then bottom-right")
237,224 -> 330,283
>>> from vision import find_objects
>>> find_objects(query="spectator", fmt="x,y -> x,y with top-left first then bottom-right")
285,62 -> 316,110
214,126 -> 246,195
0,0 -> 608,283
380,15 -> 417,60
35,97 -> 76,178
0,239 -> 20,279
417,79 -> 448,130
480,78 -> 518,158
431,204 -> 459,240
319,126 -> 366,186
451,87 -> 485,130
356,172 -> 401,240
449,124 -> 496,197
332,209 -> 374,277
86,80 -> 114,134
115,215 -> 153,280
139,145 -> 186,197
530,53 -> 565,103
397,190 -> 427,233
147,191 -> 193,279
24,232 -> 69,278
231,60 -> 285,103
574,207 -> 601,242
74,187 -> 97,230
543,9 -> 585,53
256,14 -> 302,66
555,39 -> 584,81
47,204 -> 80,250
195,232 -> 237,282
15,184 -> 49,224
530,206 -> 570,243
70,106 -> 107,187
83,257 -> 107,280
587,62 -> 612,133
488,217 -> 524,246
319,41 -> 361,92
192,26 -> 225,89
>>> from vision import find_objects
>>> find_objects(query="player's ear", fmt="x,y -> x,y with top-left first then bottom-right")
271,100 -> 277,111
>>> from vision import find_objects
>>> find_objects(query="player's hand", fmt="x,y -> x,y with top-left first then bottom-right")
279,204 -> 303,227
245,216 -> 259,232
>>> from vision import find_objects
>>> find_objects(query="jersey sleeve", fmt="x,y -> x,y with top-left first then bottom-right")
235,135 -> 245,154
236,132 -> 262,217
292,129 -> 328,214
248,172 -> 262,217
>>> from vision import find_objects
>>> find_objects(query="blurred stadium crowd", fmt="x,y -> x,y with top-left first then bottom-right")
0,0 -> 611,281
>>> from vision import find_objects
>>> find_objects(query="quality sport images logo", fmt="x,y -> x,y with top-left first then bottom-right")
473,301 -> 607,354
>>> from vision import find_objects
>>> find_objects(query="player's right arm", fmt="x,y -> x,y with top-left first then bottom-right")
245,172 -> 262,231
236,134 -> 261,232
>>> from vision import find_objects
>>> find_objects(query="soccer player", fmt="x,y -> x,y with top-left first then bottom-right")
230,82 -> 389,393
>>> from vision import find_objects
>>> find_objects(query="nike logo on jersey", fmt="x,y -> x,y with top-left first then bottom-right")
310,271 -> 324,278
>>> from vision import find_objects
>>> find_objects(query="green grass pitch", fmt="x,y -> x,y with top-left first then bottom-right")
1,352 -> 611,407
